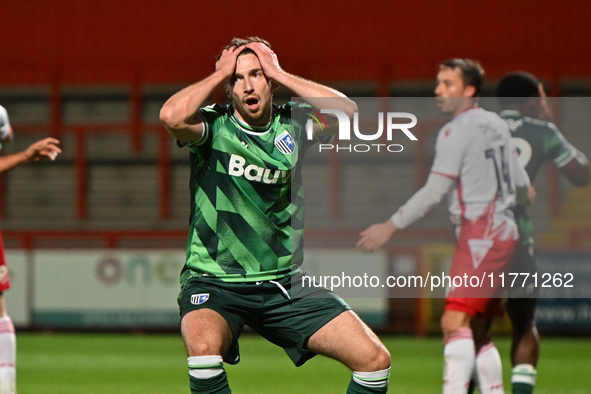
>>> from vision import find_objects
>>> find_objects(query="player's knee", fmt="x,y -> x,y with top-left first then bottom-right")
361,345 -> 391,372
471,327 -> 491,351
514,324 -> 539,346
372,347 -> 391,371
512,321 -> 536,339
186,340 -> 223,357
508,309 -> 536,336
352,343 -> 390,372
440,316 -> 458,336
441,311 -> 470,338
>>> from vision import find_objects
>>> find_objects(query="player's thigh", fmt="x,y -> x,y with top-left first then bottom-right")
507,242 -> 538,332
508,242 -> 539,299
247,273 -> 350,367
181,308 -> 233,357
307,310 -> 390,372
470,315 -> 493,350
507,297 -> 537,330
178,277 -> 248,358
0,242 -> 11,298
440,308 -> 472,336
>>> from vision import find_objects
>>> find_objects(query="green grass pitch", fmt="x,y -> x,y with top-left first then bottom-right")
16,332 -> 591,393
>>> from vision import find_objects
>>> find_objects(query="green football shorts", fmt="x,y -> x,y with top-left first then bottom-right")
178,271 -> 350,366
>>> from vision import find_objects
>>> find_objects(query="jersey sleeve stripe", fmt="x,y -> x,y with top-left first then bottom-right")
431,170 -> 458,179
457,177 -> 466,219
553,147 -> 576,168
186,113 -> 209,147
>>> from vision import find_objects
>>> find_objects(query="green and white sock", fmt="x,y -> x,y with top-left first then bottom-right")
511,363 -> 536,394
347,367 -> 390,394
188,355 -> 231,394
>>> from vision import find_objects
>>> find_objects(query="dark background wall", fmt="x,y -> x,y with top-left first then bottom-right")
1,0 -> 590,86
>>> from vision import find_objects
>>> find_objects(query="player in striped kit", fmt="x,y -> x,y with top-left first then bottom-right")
498,72 -> 589,394
160,37 -> 391,394
357,59 -> 530,394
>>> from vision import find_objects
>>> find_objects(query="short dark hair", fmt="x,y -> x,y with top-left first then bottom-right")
217,36 -> 272,60
496,71 -> 540,106
439,58 -> 485,97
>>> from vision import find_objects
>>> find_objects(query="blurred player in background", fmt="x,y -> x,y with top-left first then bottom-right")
160,37 -> 391,394
357,59 -> 530,394
488,72 -> 588,394
0,105 -> 61,394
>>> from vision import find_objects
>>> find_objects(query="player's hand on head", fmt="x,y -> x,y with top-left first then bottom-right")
25,137 -> 61,162
215,45 -> 244,81
245,42 -> 283,81
356,220 -> 396,253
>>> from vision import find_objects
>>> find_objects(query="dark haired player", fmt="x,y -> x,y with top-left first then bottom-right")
493,71 -> 588,394
160,37 -> 391,394
358,59 -> 530,393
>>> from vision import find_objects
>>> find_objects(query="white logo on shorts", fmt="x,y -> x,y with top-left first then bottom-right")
468,239 -> 493,269
190,293 -> 210,305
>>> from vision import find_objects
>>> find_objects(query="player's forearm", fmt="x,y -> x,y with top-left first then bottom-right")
561,147 -> 590,187
391,173 -> 455,230
572,150 -> 590,186
0,151 -> 29,173
274,71 -> 358,117
160,71 -> 226,131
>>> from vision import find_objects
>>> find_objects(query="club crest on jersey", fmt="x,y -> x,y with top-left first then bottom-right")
275,131 -> 295,154
190,293 -> 209,305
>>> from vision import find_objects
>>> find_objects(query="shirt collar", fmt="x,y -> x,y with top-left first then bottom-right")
230,108 -> 272,134
499,109 -> 523,118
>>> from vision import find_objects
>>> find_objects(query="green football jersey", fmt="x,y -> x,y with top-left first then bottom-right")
500,110 -> 576,247
179,102 -> 320,285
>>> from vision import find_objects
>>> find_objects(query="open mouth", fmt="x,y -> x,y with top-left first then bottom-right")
245,97 -> 260,111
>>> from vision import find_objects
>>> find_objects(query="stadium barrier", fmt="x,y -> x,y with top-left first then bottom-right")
4,231 -> 590,335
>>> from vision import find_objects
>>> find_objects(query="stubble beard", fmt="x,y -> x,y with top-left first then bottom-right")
235,97 -> 273,127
